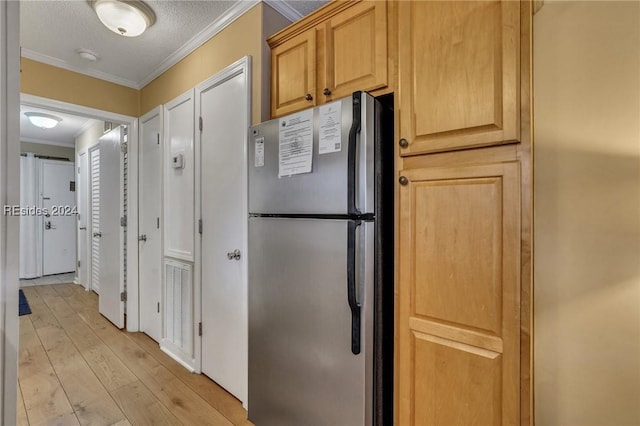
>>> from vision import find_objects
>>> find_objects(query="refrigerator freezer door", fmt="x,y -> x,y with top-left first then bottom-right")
248,93 -> 375,215
248,217 -> 374,426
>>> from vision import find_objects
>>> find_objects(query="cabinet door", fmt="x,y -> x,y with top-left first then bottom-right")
322,0 -> 387,101
397,161 -> 521,426
399,1 -> 520,155
271,31 -> 316,117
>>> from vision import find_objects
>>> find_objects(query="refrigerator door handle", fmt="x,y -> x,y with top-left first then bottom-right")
347,91 -> 362,216
347,219 -> 362,355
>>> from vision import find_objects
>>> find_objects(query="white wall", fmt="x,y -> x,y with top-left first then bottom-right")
75,121 -> 104,152
534,2 -> 640,424
21,141 -> 74,161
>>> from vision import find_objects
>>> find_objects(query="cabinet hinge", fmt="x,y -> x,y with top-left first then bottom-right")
120,291 -> 127,302
157,302 -> 160,313
199,116 -> 203,131
121,142 -> 128,154
77,260 -> 81,268
120,216 -> 127,227
157,217 -> 160,229
157,133 -> 160,145
198,219 -> 202,234
198,322 -> 202,337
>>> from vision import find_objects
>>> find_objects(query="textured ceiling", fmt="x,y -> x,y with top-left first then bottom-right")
20,0 -> 327,88
19,0 -> 327,145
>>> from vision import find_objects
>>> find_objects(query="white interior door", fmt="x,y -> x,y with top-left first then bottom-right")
139,109 -> 163,342
199,65 -> 249,403
41,160 -> 76,276
77,151 -> 89,288
90,147 -> 101,293
98,127 -> 125,329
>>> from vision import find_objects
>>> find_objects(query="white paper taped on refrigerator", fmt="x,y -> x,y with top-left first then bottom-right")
278,109 -> 313,177
318,101 -> 342,154
254,137 -> 264,167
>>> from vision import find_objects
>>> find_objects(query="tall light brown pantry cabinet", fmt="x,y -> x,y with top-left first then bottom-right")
396,1 -> 532,425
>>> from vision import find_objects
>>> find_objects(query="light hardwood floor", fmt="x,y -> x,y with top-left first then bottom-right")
18,283 -> 252,426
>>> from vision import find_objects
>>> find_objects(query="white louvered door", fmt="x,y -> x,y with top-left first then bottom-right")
90,146 -> 100,293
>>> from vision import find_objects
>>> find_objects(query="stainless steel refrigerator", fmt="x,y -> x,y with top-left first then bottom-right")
248,92 -> 393,426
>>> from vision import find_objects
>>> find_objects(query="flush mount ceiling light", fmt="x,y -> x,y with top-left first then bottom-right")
92,0 -> 156,37
24,112 -> 62,129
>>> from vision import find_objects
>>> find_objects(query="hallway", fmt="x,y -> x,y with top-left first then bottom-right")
18,283 -> 251,425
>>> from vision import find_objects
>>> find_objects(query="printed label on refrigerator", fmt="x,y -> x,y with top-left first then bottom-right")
279,109 -> 313,177
254,137 -> 265,167
318,101 -> 342,154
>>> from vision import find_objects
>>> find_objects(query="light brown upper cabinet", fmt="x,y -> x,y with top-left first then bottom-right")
269,0 -> 389,118
398,1 -> 521,155
271,31 -> 317,118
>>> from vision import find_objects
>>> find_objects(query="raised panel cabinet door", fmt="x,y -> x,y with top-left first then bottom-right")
399,1 -> 520,155
397,162 -> 521,426
322,0 -> 388,100
271,30 -> 316,117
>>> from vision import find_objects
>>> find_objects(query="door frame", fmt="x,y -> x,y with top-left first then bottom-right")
76,148 -> 91,288
194,56 -> 251,401
1,2 -> 21,424
21,93 -> 140,332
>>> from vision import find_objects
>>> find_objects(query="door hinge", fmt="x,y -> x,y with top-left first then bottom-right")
157,133 -> 160,145
77,260 -> 81,268
121,142 -> 128,154
198,322 -> 202,336
120,216 -> 127,227
198,219 -> 202,234
78,167 -> 80,174
157,302 -> 160,313
199,116 -> 203,131
120,291 -> 127,302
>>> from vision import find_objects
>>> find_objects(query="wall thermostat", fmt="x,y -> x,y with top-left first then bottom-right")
172,153 -> 184,169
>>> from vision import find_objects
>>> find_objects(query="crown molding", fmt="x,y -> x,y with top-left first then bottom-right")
20,137 -> 75,148
21,49 -> 140,89
138,0 -> 260,89
263,0 -> 301,21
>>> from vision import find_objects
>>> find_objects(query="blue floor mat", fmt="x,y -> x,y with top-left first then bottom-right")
19,289 -> 31,316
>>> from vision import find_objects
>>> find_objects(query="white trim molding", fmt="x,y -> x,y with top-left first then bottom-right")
264,0 -> 301,21
138,1 -> 260,88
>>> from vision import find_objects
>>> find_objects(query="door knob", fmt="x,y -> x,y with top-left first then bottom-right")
79,227 -> 87,230
93,232 -> 102,237
323,88 -> 331,96
227,249 -> 241,260
45,221 -> 52,230
305,93 -> 313,101
138,234 -> 147,242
